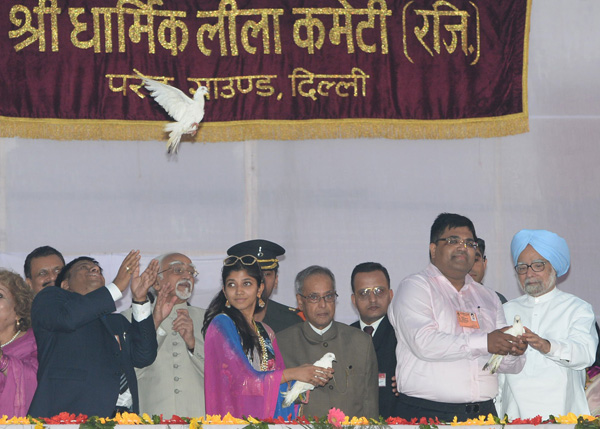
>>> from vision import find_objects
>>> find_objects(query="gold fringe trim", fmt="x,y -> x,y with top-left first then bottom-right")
0,114 -> 528,143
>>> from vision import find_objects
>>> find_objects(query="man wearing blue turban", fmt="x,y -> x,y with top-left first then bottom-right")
497,229 -> 598,419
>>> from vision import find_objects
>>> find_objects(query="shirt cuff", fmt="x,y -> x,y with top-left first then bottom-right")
132,301 -> 152,322
469,332 -> 489,356
157,326 -> 167,336
106,283 -> 123,302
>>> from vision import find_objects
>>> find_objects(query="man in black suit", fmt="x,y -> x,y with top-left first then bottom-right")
350,262 -> 400,418
29,251 -> 161,418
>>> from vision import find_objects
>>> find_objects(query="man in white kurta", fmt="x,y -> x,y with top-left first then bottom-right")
123,253 -> 206,417
498,230 -> 598,419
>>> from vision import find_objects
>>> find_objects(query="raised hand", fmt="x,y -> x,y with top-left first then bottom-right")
131,259 -> 159,302
153,281 -> 177,329
113,250 -> 141,292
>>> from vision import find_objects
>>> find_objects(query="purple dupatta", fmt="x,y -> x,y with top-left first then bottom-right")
204,314 -> 296,419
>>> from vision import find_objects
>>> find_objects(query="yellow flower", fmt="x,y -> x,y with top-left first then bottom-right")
347,416 -> 369,425
246,416 -> 261,424
113,411 -> 143,424
555,413 -> 578,424
203,414 -> 222,424
141,413 -> 153,424
0,416 -> 31,424
189,417 -> 203,429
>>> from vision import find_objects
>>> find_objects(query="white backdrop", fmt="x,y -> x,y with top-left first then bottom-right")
0,0 -> 599,324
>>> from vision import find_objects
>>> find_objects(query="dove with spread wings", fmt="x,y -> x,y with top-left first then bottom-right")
282,352 -> 336,408
136,70 -> 208,154
482,315 -> 524,374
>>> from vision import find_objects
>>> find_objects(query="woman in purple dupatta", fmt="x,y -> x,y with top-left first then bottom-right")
0,270 -> 38,416
202,255 -> 333,420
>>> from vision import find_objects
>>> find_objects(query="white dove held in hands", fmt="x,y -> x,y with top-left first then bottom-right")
140,73 -> 208,154
282,352 -> 336,408
482,315 -> 524,374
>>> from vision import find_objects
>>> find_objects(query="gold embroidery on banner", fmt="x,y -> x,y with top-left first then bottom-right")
289,67 -> 369,100
403,0 -> 479,64
196,0 -> 283,56
188,75 -> 277,100
105,73 -> 174,97
292,0 -> 391,55
69,0 -> 188,55
8,0 -> 61,52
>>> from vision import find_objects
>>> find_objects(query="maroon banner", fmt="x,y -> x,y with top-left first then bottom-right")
0,0 -> 531,142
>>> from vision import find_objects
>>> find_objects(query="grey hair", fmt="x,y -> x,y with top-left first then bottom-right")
294,265 -> 336,294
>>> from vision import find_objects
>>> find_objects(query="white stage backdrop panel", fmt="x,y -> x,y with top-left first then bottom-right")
0,0 -> 599,324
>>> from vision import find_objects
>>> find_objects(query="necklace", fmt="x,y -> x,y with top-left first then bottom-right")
1,331 -> 20,348
253,321 -> 269,371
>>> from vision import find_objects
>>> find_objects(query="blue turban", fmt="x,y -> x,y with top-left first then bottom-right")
510,229 -> 570,277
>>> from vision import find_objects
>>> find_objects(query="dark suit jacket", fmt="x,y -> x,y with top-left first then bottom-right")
28,286 -> 157,417
262,299 -> 303,333
351,316 -> 400,418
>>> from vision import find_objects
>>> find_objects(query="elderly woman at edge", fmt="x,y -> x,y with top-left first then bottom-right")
0,269 -> 38,416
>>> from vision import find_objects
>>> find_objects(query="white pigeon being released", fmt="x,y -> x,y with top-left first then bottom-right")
137,70 -> 208,154
282,352 -> 336,408
482,315 -> 524,374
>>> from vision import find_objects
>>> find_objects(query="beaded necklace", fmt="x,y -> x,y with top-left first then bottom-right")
1,330 -> 20,348
253,321 -> 269,371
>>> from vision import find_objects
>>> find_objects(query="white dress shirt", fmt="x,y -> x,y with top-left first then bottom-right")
388,263 -> 525,403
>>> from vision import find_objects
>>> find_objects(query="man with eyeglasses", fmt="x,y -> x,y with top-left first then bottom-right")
277,265 -> 379,418
495,229 -> 597,419
122,252 -> 207,418
349,262 -> 400,418
227,239 -> 303,332
24,245 -> 65,294
388,213 -> 526,421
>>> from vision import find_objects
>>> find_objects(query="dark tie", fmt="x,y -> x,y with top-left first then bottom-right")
363,325 -> 374,336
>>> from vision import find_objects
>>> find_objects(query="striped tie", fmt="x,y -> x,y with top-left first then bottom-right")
119,372 -> 128,394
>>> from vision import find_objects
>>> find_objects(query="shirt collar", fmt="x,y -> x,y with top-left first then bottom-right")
524,285 -> 559,304
359,316 -> 385,334
309,321 -> 333,335
426,263 -> 475,292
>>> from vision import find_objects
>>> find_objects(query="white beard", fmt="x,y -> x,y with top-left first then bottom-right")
175,279 -> 193,300
523,269 -> 556,297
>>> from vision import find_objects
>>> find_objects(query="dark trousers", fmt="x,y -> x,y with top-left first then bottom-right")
397,392 -> 497,422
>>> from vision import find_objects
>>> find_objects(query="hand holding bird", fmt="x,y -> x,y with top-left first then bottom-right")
282,352 -> 336,407
136,69 -> 208,154
483,315 -> 526,374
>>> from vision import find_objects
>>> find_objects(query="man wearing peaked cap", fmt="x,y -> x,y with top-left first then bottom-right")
227,239 -> 303,332
497,229 -> 598,419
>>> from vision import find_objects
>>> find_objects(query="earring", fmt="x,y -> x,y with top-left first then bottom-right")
15,319 -> 20,328
225,299 -> 231,308
258,295 -> 265,308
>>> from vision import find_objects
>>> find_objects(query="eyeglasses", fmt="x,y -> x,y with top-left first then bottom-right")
299,292 -> 338,304
158,265 -> 198,278
223,255 -> 259,266
35,267 -> 62,278
356,287 -> 387,300
435,236 -> 478,249
515,261 -> 546,275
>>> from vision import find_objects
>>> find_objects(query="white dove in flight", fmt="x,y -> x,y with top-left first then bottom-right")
482,315 -> 524,374
282,352 -> 336,408
137,71 -> 208,154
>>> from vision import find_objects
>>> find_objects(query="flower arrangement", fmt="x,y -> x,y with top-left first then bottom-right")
1,411 -> 599,429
